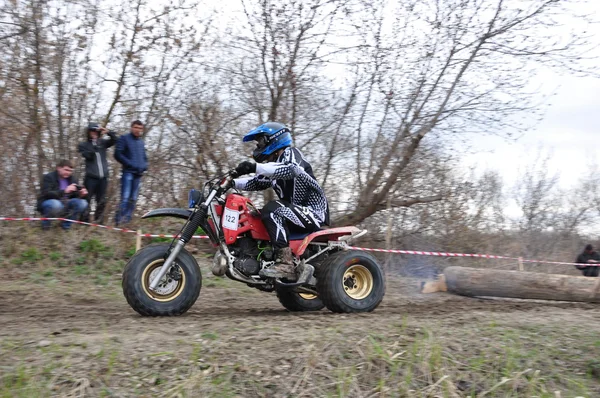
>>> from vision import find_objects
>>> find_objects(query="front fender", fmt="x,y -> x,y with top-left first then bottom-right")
141,208 -> 192,220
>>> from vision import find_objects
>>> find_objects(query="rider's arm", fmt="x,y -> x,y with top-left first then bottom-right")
255,162 -> 304,181
234,175 -> 273,191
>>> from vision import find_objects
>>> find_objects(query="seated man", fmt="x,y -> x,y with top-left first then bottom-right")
575,244 -> 600,277
232,122 -> 330,279
36,159 -> 89,230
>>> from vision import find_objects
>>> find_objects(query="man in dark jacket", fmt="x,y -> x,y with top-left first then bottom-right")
36,159 -> 89,230
575,244 -> 600,277
114,120 -> 148,226
78,122 -> 117,224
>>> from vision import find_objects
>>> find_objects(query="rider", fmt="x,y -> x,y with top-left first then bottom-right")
232,122 -> 330,279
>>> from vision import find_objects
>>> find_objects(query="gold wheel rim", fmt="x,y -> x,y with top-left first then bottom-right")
141,259 -> 186,302
299,293 -> 318,300
342,264 -> 373,300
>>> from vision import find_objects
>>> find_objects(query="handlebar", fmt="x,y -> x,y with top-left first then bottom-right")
219,173 -> 234,189
197,170 -> 237,207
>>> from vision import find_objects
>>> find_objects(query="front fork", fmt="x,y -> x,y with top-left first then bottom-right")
149,240 -> 185,291
148,203 -> 210,292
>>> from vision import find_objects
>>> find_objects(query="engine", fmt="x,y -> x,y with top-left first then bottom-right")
229,237 -> 273,276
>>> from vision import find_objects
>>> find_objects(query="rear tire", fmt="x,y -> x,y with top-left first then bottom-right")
276,288 -> 325,312
316,250 -> 385,313
122,243 -> 202,316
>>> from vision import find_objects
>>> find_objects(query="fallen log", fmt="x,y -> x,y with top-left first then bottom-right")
421,275 -> 447,293
443,266 -> 600,303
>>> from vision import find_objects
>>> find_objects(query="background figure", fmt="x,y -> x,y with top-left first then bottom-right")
114,120 -> 147,226
36,159 -> 88,230
575,244 -> 600,277
78,122 -> 117,224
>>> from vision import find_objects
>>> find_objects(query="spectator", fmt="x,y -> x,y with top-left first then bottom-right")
575,244 -> 600,277
114,120 -> 148,226
78,122 -> 117,224
36,159 -> 89,230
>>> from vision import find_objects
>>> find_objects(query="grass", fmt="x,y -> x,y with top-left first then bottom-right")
124,326 -> 597,397
20,248 -> 43,263
1,303 -> 599,397
1,224 -> 599,396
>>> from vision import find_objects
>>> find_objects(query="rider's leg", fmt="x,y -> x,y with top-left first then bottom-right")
259,200 -> 320,279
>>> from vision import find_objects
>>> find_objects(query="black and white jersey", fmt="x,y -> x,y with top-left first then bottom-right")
234,147 -> 330,226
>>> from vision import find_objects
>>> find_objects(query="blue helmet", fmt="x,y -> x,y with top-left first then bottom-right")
243,122 -> 292,163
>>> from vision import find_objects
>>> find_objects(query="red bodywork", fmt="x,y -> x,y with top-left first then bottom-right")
221,194 -> 360,256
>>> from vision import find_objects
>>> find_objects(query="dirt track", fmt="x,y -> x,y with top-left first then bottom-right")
2,271 -> 600,397
2,276 -> 598,337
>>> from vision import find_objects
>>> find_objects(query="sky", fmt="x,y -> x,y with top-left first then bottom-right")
462,71 -> 600,190
122,0 -> 600,194
462,2 -> 600,191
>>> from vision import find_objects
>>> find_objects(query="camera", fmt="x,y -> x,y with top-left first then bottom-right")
87,123 -> 103,134
75,184 -> 83,191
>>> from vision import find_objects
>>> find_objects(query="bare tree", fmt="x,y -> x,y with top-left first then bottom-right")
332,0 -> 594,226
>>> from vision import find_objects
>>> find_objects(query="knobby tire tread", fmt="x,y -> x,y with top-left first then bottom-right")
275,289 -> 325,312
316,250 -> 385,313
122,243 -> 201,317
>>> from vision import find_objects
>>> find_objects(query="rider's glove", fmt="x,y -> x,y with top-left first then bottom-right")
234,160 -> 257,177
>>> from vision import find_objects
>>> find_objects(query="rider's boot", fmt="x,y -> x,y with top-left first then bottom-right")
260,247 -> 296,279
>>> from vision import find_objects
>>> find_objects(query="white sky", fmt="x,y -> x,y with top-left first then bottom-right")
462,0 -> 600,191
462,71 -> 600,190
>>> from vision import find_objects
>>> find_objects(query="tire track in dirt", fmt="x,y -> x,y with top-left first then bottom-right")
1,279 -> 597,339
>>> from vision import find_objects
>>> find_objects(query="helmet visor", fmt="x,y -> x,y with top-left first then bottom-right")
255,134 -> 269,151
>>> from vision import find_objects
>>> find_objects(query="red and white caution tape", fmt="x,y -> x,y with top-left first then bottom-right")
0,217 -> 209,239
348,246 -> 598,267
1,217 -> 595,266
349,246 -> 512,259
138,233 -> 208,239
1,217 -> 138,234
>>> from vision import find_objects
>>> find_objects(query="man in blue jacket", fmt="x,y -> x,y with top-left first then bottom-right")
114,120 -> 148,226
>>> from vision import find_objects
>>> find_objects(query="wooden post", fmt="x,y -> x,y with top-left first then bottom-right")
136,229 -> 142,252
518,257 -> 524,271
384,195 -> 393,272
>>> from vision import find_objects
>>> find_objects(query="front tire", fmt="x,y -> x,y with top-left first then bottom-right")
122,243 -> 202,316
276,288 -> 325,312
317,250 -> 385,313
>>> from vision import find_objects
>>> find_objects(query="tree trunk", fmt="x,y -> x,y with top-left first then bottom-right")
444,266 -> 600,303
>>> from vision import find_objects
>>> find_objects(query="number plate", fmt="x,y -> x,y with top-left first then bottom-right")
222,208 -> 239,230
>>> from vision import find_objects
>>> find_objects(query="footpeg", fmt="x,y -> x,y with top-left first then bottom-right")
275,262 -> 315,287
297,262 -> 315,285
